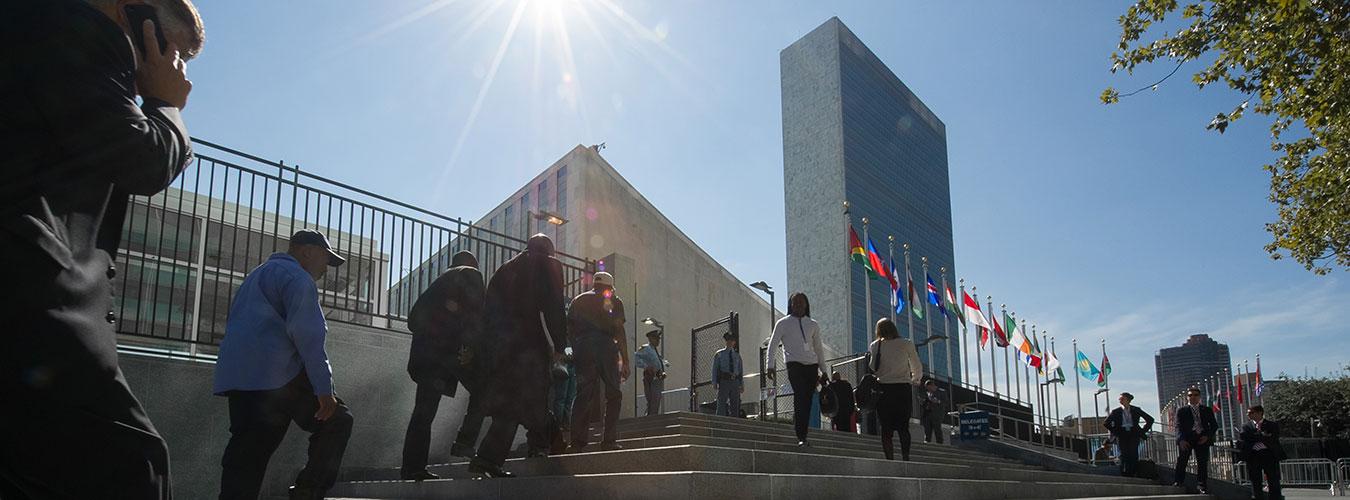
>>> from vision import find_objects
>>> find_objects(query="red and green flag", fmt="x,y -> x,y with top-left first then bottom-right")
1097,353 -> 1112,387
848,226 -> 877,278
945,285 -> 965,326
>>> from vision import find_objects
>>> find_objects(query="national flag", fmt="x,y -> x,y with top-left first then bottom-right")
962,291 -> 991,330
1236,376 -> 1245,404
1075,351 -> 1101,383
1030,335 -> 1045,373
1212,401 -> 1221,414
990,310 -> 1009,347
865,238 -> 889,282
907,272 -> 923,319
945,285 -> 965,326
1007,313 -> 1035,365
1098,353 -> 1112,387
848,226 -> 875,278
925,275 -> 947,319
889,258 -> 903,314
1045,349 -> 1062,377
1254,359 -> 1264,397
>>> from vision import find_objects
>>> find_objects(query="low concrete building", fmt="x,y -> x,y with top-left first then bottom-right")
444,145 -> 779,417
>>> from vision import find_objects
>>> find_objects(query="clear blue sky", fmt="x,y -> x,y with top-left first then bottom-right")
183,0 -> 1346,417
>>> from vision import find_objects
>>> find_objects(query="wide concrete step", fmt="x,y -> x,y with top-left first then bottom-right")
595,423 -> 1002,465
341,444 -> 1156,487
330,470 -> 1187,500
620,412 -> 971,455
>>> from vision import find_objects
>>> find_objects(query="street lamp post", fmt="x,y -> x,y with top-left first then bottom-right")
527,209 -> 569,239
749,281 -> 774,420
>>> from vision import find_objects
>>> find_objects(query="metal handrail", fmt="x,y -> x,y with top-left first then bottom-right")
957,401 -> 1087,459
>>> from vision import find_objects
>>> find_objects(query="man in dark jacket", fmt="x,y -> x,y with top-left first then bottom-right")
566,272 -> 629,451
1240,405 -> 1285,500
469,234 -> 568,478
919,379 -> 945,443
1172,387 -> 1219,493
1,1 -> 202,498
400,251 -> 485,480
827,372 -> 856,432
1103,392 -> 1154,477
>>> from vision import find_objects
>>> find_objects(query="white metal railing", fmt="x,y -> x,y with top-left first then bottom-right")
1141,432 -> 1243,483
957,401 -> 1089,461
1232,458 -> 1340,495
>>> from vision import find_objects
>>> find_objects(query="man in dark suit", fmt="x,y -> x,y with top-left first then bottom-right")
1103,392 -> 1153,477
1173,387 -> 1219,493
1240,405 -> 1285,500
1,1 -> 202,498
470,234 -> 569,478
400,251 -> 486,480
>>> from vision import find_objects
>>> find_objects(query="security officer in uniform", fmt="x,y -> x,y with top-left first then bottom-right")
712,332 -> 743,417
567,272 -> 629,451
634,330 -> 668,416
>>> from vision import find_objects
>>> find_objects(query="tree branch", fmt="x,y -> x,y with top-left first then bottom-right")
1118,61 -> 1186,98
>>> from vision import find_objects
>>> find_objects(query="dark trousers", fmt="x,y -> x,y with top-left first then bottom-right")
1174,442 -> 1210,488
571,334 -> 622,447
786,362 -> 819,442
1117,434 -> 1141,476
401,382 -> 481,473
922,412 -> 944,444
877,383 -> 913,460
832,410 -> 856,432
219,374 -> 353,500
0,377 -> 172,500
1247,452 -> 1282,500
643,376 -> 663,416
453,391 -> 486,452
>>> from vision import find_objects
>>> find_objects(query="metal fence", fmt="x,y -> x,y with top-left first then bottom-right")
113,139 -> 596,353
688,312 -> 738,413
1231,458 -> 1340,493
1338,458 -> 1349,495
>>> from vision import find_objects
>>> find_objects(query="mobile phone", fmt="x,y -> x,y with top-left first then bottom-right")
124,4 -> 168,57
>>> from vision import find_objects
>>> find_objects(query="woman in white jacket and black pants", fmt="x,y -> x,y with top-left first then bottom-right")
765,293 -> 828,446
868,317 -> 924,460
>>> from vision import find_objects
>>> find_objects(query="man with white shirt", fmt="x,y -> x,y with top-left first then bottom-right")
1103,392 -> 1153,477
1240,405 -> 1285,500
765,293 -> 828,446
1172,387 -> 1218,493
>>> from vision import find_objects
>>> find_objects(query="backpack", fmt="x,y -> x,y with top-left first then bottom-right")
819,383 -> 838,416
854,374 -> 880,411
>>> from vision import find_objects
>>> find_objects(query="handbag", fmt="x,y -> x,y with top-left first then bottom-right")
854,343 -> 883,411
819,382 -> 838,416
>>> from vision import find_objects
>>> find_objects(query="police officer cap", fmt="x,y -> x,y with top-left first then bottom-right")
646,329 -> 661,338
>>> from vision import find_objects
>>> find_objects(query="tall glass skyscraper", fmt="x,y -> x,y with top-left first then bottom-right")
782,18 -> 959,381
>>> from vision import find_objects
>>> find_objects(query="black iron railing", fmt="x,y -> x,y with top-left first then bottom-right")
113,138 -> 595,353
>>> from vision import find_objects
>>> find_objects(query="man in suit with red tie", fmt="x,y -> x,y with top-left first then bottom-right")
1173,387 -> 1218,493
1240,405 -> 1285,500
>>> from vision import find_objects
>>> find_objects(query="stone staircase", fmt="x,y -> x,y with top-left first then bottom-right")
328,412 -> 1202,499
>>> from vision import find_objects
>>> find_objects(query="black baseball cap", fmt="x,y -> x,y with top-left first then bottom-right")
290,229 -> 345,266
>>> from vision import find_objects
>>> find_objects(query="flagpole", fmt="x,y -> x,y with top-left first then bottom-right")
888,237 -> 896,325
1051,336 -> 1061,428
1035,326 -> 1044,431
922,256 -> 933,373
904,244 -> 914,342
862,218 -> 873,347
972,285 -> 983,400
844,201 -> 853,357
1027,322 -> 1035,421
1001,309 -> 1011,404
1222,366 -> 1233,441
1073,338 -> 1083,434
1006,306 -> 1019,404
986,295 -> 998,399
1244,359 -> 1253,406
1256,354 -> 1264,406
1100,339 -> 1110,407
960,278 -> 971,387
941,267 -> 953,383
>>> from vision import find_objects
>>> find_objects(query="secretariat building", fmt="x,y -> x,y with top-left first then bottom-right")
782,18 -> 960,380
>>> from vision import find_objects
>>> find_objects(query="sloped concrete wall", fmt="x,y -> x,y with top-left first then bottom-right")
120,322 -> 481,499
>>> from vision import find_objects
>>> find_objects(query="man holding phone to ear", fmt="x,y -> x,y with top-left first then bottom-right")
0,0 -> 202,499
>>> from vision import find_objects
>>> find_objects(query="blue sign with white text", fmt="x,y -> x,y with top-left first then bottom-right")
959,411 -> 990,440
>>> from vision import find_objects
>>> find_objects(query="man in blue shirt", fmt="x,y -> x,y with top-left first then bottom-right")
214,229 -> 353,500
634,330 -> 667,416
712,332 -> 743,416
